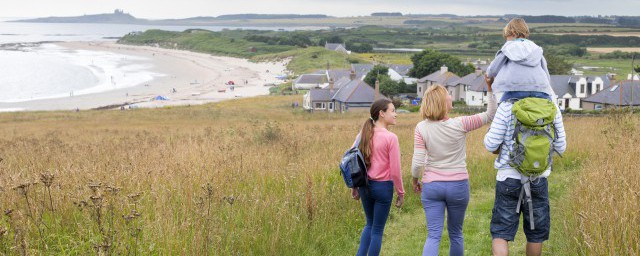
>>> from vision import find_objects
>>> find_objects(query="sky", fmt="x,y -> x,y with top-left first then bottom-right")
2,0 -> 639,19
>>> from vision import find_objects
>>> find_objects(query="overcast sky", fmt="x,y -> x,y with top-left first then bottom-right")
2,0 -> 639,19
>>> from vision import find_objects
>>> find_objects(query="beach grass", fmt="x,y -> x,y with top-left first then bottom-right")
0,95 -> 637,255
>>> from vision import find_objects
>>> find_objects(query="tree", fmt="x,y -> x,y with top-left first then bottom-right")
318,35 -> 344,46
377,75 -> 400,96
409,49 -> 475,78
544,53 -> 572,75
364,65 -> 390,87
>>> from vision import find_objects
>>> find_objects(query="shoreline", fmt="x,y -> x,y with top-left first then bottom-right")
0,41 -> 288,111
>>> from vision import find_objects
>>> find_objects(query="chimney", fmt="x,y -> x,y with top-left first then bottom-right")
609,73 -> 617,85
440,65 -> 448,74
475,67 -> 482,76
375,79 -> 380,101
329,78 -> 335,93
350,69 -> 356,80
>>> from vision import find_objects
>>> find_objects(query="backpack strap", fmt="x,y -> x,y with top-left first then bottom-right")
516,175 -> 536,230
353,134 -> 362,149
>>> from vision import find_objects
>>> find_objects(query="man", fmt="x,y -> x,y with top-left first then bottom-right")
483,86 -> 567,256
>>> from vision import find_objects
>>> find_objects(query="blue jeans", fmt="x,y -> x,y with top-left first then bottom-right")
490,178 -> 550,243
357,180 -> 394,256
501,91 -> 551,102
421,180 -> 470,256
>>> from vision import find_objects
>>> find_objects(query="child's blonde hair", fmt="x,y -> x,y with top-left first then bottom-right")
503,18 -> 530,39
420,85 -> 448,121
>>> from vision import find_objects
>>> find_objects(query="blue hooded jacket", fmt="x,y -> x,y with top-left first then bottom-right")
487,39 -> 554,96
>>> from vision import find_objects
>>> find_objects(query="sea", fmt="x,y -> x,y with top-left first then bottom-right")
0,18 -> 323,109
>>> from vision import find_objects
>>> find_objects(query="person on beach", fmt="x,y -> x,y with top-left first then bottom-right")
352,98 -> 405,256
486,18 -> 555,102
411,80 -> 496,256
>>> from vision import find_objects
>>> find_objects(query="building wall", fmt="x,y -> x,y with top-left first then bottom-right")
569,98 -> 582,110
458,84 -> 467,101
294,82 -> 328,90
465,91 -> 487,106
303,92 -> 312,109
575,77 -> 588,98
388,70 -> 404,82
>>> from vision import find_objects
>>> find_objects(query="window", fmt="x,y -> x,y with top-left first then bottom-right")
328,102 -> 334,110
419,87 -> 422,93
314,102 -> 326,109
472,96 -> 475,101
580,84 -> 585,94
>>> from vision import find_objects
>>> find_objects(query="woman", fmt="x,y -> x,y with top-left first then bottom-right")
352,98 -> 405,256
412,78 -> 496,256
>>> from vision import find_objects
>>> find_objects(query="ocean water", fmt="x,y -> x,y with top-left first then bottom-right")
0,21 -> 322,106
0,43 -> 160,102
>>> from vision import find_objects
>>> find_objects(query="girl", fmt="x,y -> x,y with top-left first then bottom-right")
352,98 -> 405,256
412,80 -> 495,256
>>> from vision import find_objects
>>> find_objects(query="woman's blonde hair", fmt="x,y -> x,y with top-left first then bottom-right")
420,84 -> 448,121
503,18 -> 530,39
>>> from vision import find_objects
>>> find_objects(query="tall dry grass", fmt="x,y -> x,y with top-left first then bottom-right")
0,96 -> 637,255
562,110 -> 639,255
0,96 -> 421,255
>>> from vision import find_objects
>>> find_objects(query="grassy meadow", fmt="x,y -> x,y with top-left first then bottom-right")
0,95 -> 638,255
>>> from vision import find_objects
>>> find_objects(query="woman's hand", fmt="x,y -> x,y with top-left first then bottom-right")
395,194 -> 404,208
412,178 -> 422,193
484,75 -> 494,92
351,188 -> 360,200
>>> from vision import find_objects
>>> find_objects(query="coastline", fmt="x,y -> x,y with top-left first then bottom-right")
0,41 -> 288,111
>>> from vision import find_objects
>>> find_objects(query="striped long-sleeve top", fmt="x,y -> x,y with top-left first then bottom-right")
483,101 -> 567,181
411,94 -> 497,183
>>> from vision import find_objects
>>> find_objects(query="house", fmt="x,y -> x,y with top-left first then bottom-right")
455,68 -> 489,106
550,75 -> 610,110
292,74 -> 328,90
416,65 -> 460,98
325,43 -> 349,54
582,80 -> 640,110
303,77 -> 385,113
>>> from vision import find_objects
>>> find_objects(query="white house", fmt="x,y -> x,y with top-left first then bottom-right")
293,74 -> 328,90
550,75 -> 610,110
416,65 -> 460,98
303,77 -> 384,112
325,43 -> 349,54
453,69 -> 488,106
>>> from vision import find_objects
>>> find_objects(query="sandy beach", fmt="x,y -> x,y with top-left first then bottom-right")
0,41 -> 288,111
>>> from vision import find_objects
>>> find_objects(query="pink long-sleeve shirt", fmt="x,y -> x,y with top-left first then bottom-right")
365,127 -> 405,196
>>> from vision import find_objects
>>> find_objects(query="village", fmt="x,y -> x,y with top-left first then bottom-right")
298,43 -> 640,113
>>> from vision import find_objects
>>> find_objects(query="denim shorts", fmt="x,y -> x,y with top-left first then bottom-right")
490,178 -> 550,243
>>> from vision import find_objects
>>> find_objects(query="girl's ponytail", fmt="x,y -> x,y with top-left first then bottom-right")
359,98 -> 393,167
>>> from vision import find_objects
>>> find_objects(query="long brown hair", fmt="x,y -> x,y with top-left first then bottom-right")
359,99 -> 393,167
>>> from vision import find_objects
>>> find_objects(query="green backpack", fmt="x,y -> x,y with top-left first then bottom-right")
509,97 -> 561,177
